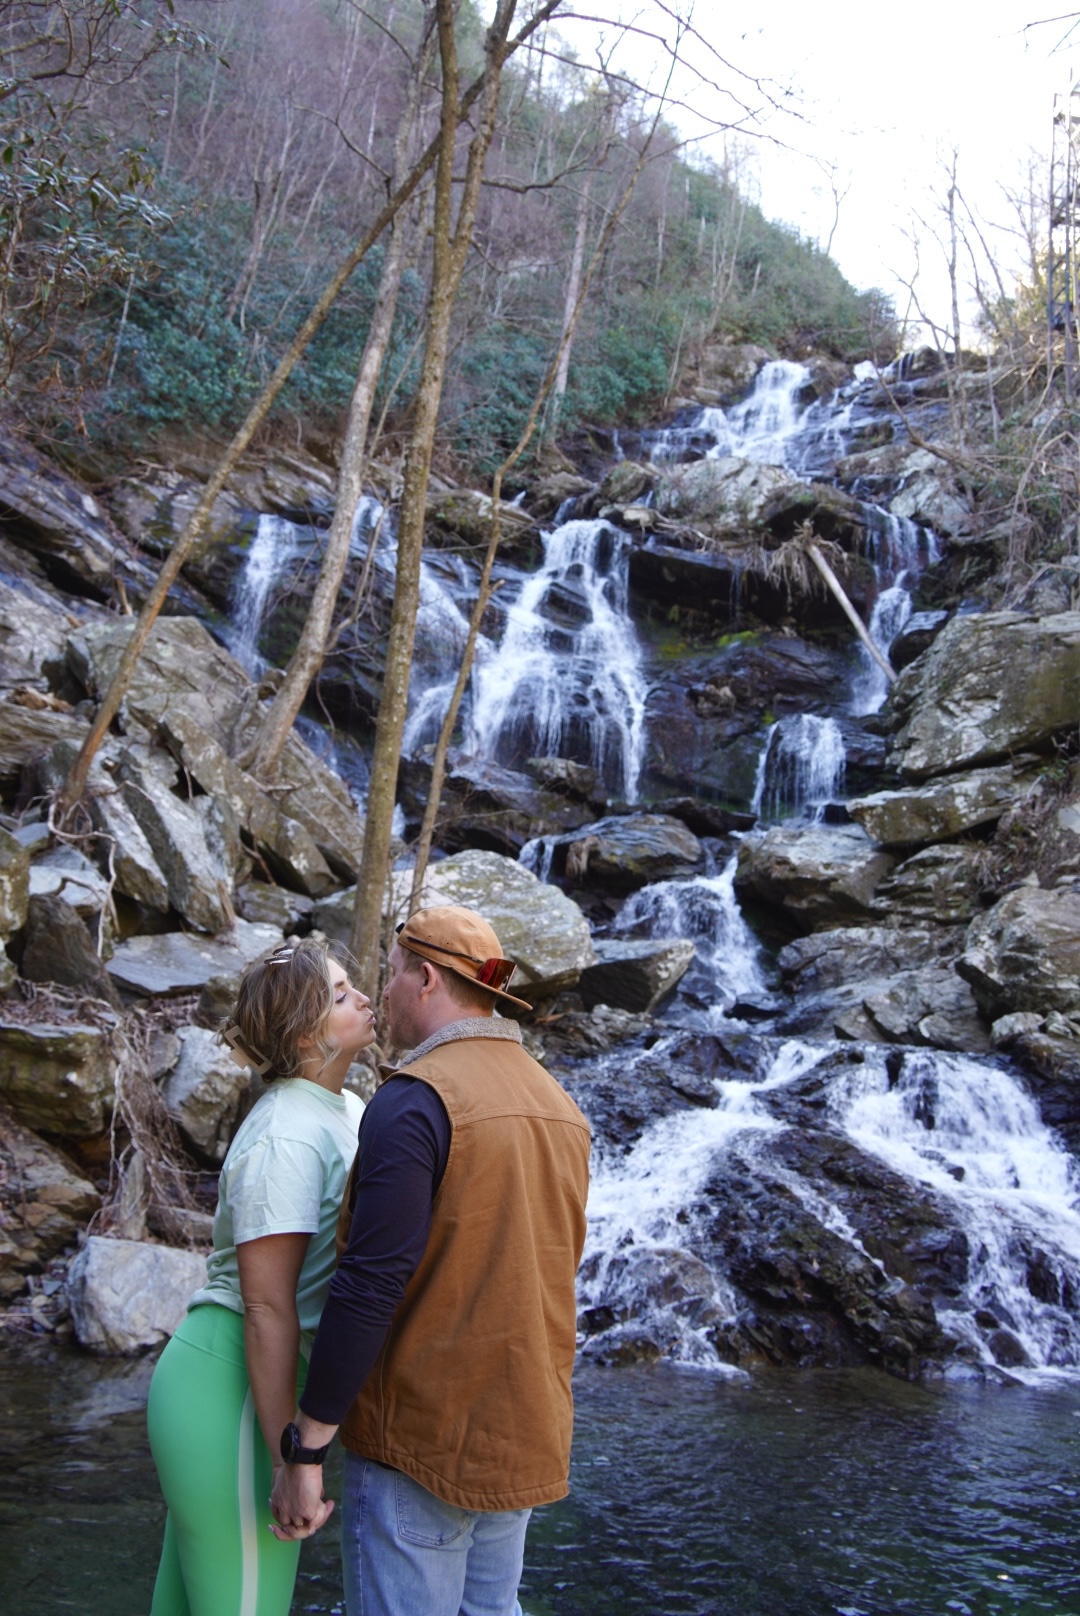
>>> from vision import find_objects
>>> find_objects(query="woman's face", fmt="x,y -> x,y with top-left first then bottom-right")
321,965 -> 377,1060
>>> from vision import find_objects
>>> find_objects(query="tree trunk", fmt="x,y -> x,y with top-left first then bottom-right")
348,0 -> 524,993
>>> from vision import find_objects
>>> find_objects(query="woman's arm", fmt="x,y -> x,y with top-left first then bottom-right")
236,1232 -> 311,1466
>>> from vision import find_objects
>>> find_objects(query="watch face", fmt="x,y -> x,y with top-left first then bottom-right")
281,1421 -> 300,1463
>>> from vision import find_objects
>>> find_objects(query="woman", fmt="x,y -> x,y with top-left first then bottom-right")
147,937 -> 375,1616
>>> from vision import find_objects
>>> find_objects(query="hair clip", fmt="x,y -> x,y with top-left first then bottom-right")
222,1025 -> 272,1075
266,948 -> 296,965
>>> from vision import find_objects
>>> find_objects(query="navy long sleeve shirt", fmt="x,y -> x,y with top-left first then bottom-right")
299,1074 -> 451,1426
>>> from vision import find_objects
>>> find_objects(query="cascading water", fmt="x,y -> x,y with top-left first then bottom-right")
468,518 -> 647,801
750,714 -> 847,822
578,1037 -> 1080,1379
226,513 -> 307,675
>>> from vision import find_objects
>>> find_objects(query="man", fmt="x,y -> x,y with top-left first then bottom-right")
271,904 -> 591,1616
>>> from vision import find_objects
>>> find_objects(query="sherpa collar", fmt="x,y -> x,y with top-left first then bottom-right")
382,1016 -> 523,1077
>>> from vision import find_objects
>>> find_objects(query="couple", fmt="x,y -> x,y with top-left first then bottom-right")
147,904 -> 591,1616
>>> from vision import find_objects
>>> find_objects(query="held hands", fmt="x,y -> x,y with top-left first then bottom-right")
269,1461 -> 335,1541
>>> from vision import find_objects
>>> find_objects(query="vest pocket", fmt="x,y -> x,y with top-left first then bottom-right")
395,1471 -> 474,1547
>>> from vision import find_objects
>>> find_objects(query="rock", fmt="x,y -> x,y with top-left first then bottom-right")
549,813 -> 704,895
397,754 -> 595,858
858,966 -> 989,1053
37,739 -> 171,914
0,572 -> 82,692
990,1011 -> 1044,1048
0,940 -> 14,991
426,488 -> 536,549
0,697 -> 91,790
107,471 -> 249,604
887,449 -> 973,536
655,456 -> 793,529
525,756 -> 606,806
540,1004 -> 652,1059
235,881 -> 313,932
0,432 -> 151,598
66,1236 -> 206,1355
0,1016 -> 118,1136
162,1026 -> 253,1163
777,926 -> 946,994
885,611 -> 1080,779
889,610 -> 950,673
960,886 -> 1080,1019
106,920 -> 283,997
848,763 -> 1042,847
525,472 -> 593,521
1005,1025 -> 1080,1153
874,845 -> 986,927
687,342 -> 771,401
590,461 -> 658,511
159,708 -> 336,897
20,894 -> 121,1006
400,849 -> 597,999
735,824 -> 895,932
0,825 -> 29,936
70,616 -> 365,877
0,1101 -> 100,1298
115,745 -> 231,934
28,843 -> 113,922
579,938 -> 696,1013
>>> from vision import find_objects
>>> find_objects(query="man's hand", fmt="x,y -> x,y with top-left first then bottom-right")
270,1462 -> 335,1540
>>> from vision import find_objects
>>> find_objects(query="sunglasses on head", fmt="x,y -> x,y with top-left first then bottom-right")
396,924 -> 518,991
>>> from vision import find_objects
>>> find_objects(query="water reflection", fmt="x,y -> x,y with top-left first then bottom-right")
2,1344 -> 1079,1615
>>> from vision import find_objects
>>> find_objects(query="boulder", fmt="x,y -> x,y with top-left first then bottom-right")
66,1236 -> 206,1355
28,843 -> 114,923
159,708 -> 336,897
734,824 -> 895,931
426,489 -> 536,549
115,746 -> 231,934
106,920 -> 283,997
37,739 -> 171,913
524,471 -> 593,522
777,926 -> 946,995
655,456 -> 793,529
107,471 -> 249,604
578,937 -> 696,1013
959,884 -> 1080,1019
887,449 -> 973,537
162,1026 -> 253,1163
0,432 -> 152,597
235,881 -> 313,932
839,965 -> 989,1053
0,1101 -> 100,1298
687,342 -> 770,402
848,763 -> 1041,847
0,1016 -> 118,1136
0,572 -> 80,691
20,894 -> 121,1006
551,813 -> 704,895
0,825 -> 29,936
70,616 -> 365,877
396,754 -> 595,858
889,610 -> 950,673
874,844 -> 986,927
398,849 -> 597,999
885,611 -> 1080,779
0,697 -> 90,789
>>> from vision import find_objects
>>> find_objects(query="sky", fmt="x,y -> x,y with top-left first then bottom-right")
555,1 -> 1078,340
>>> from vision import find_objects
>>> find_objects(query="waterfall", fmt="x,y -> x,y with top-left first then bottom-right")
750,714 -> 847,823
849,506 -> 941,716
613,855 -> 768,1023
467,518 -> 647,801
226,513 -> 307,675
579,1039 -> 1080,1378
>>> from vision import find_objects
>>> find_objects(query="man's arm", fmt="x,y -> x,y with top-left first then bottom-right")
270,1077 -> 449,1536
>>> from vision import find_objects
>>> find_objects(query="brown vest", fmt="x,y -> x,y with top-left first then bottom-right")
338,1032 -> 590,1511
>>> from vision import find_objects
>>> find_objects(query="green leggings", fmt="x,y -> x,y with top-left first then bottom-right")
147,1304 -> 306,1616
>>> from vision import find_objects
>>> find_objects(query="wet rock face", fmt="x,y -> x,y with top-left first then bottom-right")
884,611 -> 1080,778
734,823 -> 895,933
960,886 -> 1080,1019
0,1101 -> 100,1298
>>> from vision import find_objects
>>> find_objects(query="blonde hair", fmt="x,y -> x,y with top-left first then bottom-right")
222,938 -> 355,1081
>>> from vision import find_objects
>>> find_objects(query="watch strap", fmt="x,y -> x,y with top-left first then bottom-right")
280,1420 -> 329,1465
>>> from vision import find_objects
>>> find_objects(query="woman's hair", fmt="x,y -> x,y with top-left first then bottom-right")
221,937 -> 354,1081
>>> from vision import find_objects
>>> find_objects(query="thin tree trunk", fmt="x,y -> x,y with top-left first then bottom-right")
546,170 -> 591,442
348,0 -> 524,993
805,541 -> 895,684
248,21 -> 436,780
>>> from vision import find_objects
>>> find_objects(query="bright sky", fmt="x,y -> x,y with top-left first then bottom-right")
559,1 -> 1077,340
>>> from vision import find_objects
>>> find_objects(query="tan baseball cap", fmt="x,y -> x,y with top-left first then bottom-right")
396,905 -> 531,1011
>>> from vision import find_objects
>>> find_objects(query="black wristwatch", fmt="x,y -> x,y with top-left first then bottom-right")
280,1421 -> 330,1465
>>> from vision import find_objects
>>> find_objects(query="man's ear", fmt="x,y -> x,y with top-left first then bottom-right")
419,960 -> 440,997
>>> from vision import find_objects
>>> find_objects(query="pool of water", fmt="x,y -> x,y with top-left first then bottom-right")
2,1342 -> 1079,1615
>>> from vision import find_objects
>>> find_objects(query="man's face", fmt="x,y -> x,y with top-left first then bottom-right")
381,942 -> 425,1053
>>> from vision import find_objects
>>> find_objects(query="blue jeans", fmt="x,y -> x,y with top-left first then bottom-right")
341,1452 -> 531,1616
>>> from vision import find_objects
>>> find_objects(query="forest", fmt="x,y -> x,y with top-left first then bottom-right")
0,0 -> 895,473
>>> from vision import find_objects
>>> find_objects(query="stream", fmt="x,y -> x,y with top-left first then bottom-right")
3,1342 -> 1080,1616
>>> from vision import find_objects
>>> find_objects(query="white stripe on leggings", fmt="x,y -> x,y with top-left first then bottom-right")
238,1386 -> 258,1616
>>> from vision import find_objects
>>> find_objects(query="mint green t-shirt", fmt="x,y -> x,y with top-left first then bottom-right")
189,1078 -> 364,1347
